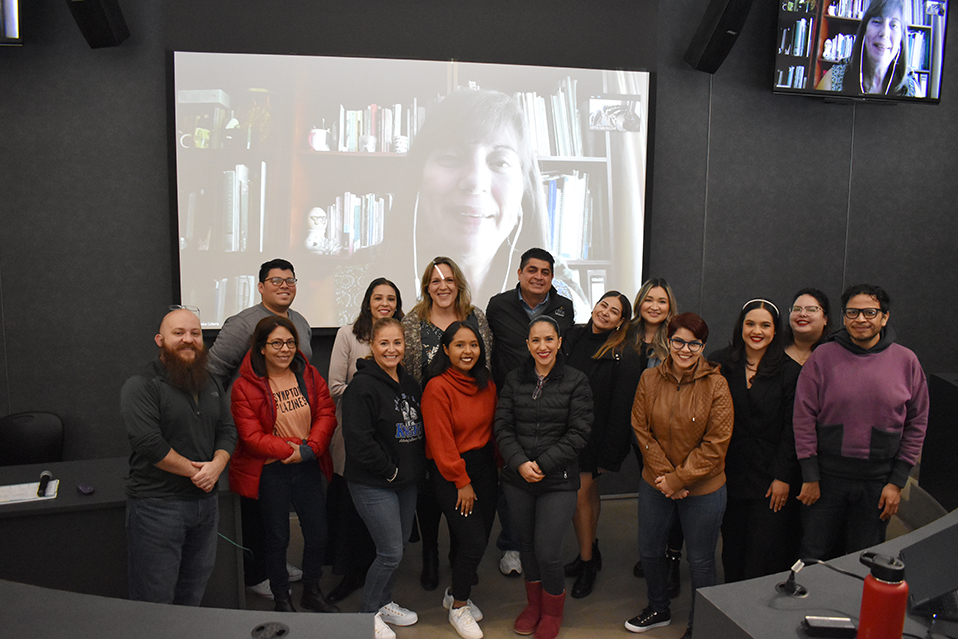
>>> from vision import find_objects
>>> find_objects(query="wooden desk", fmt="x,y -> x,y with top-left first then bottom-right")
0,457 -> 243,608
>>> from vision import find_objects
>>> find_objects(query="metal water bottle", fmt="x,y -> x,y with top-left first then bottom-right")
858,551 -> 908,639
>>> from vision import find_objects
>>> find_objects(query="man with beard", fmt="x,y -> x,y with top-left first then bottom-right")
121,307 -> 237,605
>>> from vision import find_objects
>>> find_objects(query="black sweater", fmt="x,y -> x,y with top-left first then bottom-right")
342,359 -> 425,489
494,358 -> 593,493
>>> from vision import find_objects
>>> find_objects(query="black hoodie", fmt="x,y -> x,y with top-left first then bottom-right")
342,358 -> 425,489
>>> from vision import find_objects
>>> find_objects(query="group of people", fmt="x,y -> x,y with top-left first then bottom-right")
121,253 -> 929,639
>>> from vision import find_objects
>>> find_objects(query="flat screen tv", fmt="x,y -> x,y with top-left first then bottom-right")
774,0 -> 948,103
172,52 -> 651,328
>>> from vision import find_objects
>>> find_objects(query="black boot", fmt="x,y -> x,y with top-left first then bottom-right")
570,558 -> 597,599
301,582 -> 340,613
633,560 -> 644,578
327,570 -> 364,603
421,548 -> 439,591
563,554 -> 583,578
274,590 -> 296,612
666,550 -> 681,599
592,539 -> 602,571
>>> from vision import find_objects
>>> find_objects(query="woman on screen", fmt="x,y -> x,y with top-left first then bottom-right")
815,0 -> 919,96
625,313 -> 732,638
709,300 -> 802,582
326,278 -> 404,603
403,89 -> 587,311
561,291 -> 642,599
229,316 -> 339,613
495,316 -> 592,639
783,288 -> 832,367
421,321 -> 498,639
402,256 -> 493,592
342,317 -> 425,637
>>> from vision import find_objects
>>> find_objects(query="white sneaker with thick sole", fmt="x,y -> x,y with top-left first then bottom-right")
374,612 -> 397,639
378,601 -> 418,626
246,579 -> 273,599
449,604 -> 484,639
286,562 -> 303,582
499,550 -> 522,576
442,588 -> 483,621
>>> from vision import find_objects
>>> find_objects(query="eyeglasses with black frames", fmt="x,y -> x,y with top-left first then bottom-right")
266,339 -> 297,351
669,337 -> 705,353
266,277 -> 298,287
843,308 -> 882,319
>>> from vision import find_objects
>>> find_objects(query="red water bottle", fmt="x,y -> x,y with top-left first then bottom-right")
858,551 -> 908,639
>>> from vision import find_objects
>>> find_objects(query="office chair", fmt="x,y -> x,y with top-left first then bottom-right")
0,412 -> 65,466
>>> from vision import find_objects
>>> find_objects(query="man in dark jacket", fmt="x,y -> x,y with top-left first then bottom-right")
485,247 -> 575,576
121,308 -> 236,605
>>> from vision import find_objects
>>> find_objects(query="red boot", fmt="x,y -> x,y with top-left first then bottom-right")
514,580 -> 542,635
534,590 -> 566,639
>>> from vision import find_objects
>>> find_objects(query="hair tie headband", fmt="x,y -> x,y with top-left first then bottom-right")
742,298 -> 780,316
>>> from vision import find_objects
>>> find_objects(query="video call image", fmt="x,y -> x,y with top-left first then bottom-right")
174,53 -> 650,327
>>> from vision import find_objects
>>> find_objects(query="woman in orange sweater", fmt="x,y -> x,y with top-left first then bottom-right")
422,320 -> 498,639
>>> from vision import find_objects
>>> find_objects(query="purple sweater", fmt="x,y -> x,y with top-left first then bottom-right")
793,328 -> 929,488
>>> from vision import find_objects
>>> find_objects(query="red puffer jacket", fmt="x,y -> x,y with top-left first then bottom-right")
229,350 -> 336,498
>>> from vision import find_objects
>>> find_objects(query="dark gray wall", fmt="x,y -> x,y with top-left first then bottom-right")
0,0 -> 954,460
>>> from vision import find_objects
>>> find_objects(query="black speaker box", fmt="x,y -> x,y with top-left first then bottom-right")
923,374 -> 958,512
684,0 -> 754,74
66,0 -> 130,49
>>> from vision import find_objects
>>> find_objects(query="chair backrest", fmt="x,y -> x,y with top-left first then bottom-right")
0,412 -> 65,466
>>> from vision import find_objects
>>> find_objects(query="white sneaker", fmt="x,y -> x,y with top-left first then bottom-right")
246,579 -> 273,599
442,588 -> 483,621
378,601 -> 418,626
499,550 -> 522,576
374,612 -> 397,639
449,604 -> 484,639
287,562 -> 303,582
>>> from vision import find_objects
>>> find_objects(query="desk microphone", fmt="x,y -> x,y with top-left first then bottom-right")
37,470 -> 53,497
776,559 -> 809,597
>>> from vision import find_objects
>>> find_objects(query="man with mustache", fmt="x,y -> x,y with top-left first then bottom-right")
121,307 -> 237,605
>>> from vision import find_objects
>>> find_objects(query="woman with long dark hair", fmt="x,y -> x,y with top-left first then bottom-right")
422,321 -> 499,639
709,299 -> 802,582
783,288 -> 832,367
625,313 -> 733,639
495,316 -> 592,639
229,315 -> 339,613
326,278 -> 404,602
561,291 -> 642,598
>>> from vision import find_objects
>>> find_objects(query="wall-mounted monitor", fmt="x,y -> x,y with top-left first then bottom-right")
172,52 -> 651,328
1,0 -> 20,45
774,0 -> 948,103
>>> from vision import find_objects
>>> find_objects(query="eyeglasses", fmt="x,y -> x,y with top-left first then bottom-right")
266,339 -> 297,351
669,337 -> 704,353
843,308 -> 882,319
265,277 -> 297,287
790,305 -> 822,314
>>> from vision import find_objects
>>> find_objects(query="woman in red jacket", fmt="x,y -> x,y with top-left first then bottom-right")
230,315 -> 338,613
422,320 -> 498,639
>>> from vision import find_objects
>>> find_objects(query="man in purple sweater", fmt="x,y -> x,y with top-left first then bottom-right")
793,284 -> 929,560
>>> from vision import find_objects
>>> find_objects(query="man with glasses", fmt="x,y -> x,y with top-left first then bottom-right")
206,258 -> 313,598
121,307 -> 237,605
793,284 -> 928,560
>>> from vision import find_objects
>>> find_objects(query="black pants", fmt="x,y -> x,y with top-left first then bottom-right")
432,444 -> 498,601
721,495 -> 800,583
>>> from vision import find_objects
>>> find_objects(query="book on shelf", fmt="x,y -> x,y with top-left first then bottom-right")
312,191 -> 388,255
336,102 -> 423,154
222,164 -> 249,252
776,65 -> 808,89
827,0 -> 867,19
544,170 -> 592,261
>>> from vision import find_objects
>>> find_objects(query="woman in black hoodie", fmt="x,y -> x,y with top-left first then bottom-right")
342,317 -> 426,639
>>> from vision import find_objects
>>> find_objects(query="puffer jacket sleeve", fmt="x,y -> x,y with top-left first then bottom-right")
230,377 -> 296,460
494,371 -> 530,472
535,370 -> 593,475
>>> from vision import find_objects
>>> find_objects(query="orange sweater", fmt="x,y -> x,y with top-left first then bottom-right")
422,368 -> 497,489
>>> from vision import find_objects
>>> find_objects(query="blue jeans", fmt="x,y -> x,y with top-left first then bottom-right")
799,474 -> 889,561
638,481 -> 726,624
258,461 -> 327,596
126,495 -> 219,605
349,481 -> 418,612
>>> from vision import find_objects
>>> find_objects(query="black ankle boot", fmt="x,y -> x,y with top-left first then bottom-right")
666,550 -> 681,599
633,559 -> 645,578
563,554 -> 583,578
327,571 -> 364,603
571,558 -> 597,598
592,539 -> 602,571
421,549 -> 439,591
301,582 -> 340,613
274,590 -> 296,612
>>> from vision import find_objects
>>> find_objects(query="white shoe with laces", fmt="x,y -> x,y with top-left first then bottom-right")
374,612 -> 397,639
499,550 -> 522,576
246,579 -> 273,599
378,601 -> 418,626
442,588 -> 483,621
449,604 -> 484,639
287,562 -> 303,582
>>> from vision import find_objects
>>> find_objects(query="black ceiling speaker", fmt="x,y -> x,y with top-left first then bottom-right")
684,0 -> 754,73
66,0 -> 130,48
